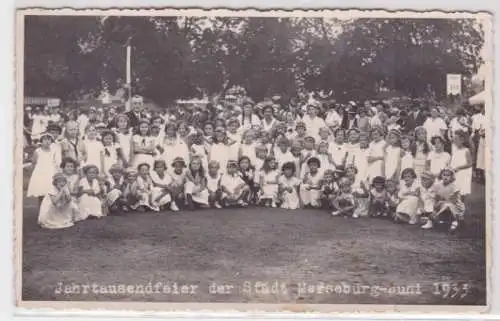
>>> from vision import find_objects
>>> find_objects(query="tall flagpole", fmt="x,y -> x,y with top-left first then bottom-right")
126,37 -> 132,111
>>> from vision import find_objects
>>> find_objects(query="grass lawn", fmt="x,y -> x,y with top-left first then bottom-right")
21,181 -> 487,305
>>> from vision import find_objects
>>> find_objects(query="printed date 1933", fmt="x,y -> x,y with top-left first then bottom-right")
432,282 -> 471,299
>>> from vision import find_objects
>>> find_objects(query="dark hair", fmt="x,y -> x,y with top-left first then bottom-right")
134,119 -> 150,135
262,156 -> 277,173
401,168 -> 417,179
137,163 -> 150,171
189,156 -> 206,177
100,130 -> 117,142
306,157 -> 321,168
153,159 -> 167,170
60,157 -> 78,169
238,156 -> 255,171
371,176 -> 386,187
281,161 -> 296,174
430,135 -> 445,146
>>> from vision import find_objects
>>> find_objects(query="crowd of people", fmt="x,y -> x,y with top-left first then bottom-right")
23,93 -> 486,233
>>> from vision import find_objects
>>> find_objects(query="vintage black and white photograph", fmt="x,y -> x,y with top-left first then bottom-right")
15,9 -> 491,311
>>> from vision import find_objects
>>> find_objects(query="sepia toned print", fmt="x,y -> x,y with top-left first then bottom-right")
15,8 -> 492,313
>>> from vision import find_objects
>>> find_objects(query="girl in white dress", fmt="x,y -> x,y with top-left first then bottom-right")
428,136 -> 451,177
131,120 -> 156,169
77,164 -> 104,221
346,165 -> 369,217
300,136 -> 318,176
27,134 -> 59,201
79,124 -> 104,173
161,123 -> 183,168
278,162 -> 301,209
190,132 -> 209,171
367,127 -> 386,182
38,173 -> 77,229
209,126 -> 230,174
412,127 -> 430,180
259,156 -> 280,207
300,157 -> 323,208
226,118 -> 242,161
132,163 -> 157,211
169,157 -> 188,211
30,111 -> 49,141
400,135 -> 414,172
450,130 -> 473,196
328,129 -> 348,169
350,132 -> 370,184
239,129 -> 257,165
101,130 -> 122,177
206,160 -> 223,208
345,129 -> 360,162
115,114 -> 133,167
395,168 -> 420,224
261,105 -> 278,133
185,156 -> 210,210
273,136 -> 295,169
317,141 -> 334,172
150,159 -> 173,211
240,103 -> 262,131
384,129 -> 402,181
220,160 -> 250,207
106,164 -> 124,212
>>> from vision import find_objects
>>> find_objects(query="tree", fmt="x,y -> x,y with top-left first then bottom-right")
24,15 -> 102,99
304,18 -> 484,101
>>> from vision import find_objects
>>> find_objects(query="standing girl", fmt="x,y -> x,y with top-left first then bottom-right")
101,130 -> 123,177
131,120 -> 156,169
367,126 -> 386,182
412,126 -> 430,180
209,126 -> 230,174
27,133 -> 59,201
328,128 -> 348,169
115,114 -> 132,168
428,136 -> 451,177
400,135 -> 414,173
384,129 -> 402,181
79,124 -> 104,173
450,130 -> 473,197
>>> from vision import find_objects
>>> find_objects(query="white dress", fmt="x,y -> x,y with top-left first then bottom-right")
210,143 -> 230,174
300,170 -> 322,207
207,173 -> 222,193
278,175 -> 300,209
396,180 -> 420,218
451,147 -> 472,195
220,173 -> 246,199
190,144 -> 208,170
419,184 -> 436,214
349,147 -> 369,183
38,186 -> 76,229
185,173 -> 209,205
401,151 -> 414,172
133,175 -> 158,211
273,148 -> 296,169
31,114 -> 49,140
116,130 -> 132,164
27,147 -> 59,197
77,178 -> 103,220
328,142 -> 347,168
384,145 -> 401,180
132,135 -> 156,169
302,115 -> 326,141
82,139 -> 104,173
428,151 -> 451,177
150,171 -> 172,208
260,170 -> 279,201
102,144 -> 120,177
227,132 -> 242,161
367,140 -> 386,181
240,143 -> 257,165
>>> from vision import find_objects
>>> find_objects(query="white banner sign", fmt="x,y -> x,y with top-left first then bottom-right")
446,74 -> 462,95
47,98 -> 60,107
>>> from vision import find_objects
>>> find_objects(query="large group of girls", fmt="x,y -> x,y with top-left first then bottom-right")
24,95 -> 486,233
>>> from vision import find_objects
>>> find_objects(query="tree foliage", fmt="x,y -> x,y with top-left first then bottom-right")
23,15 -> 485,104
